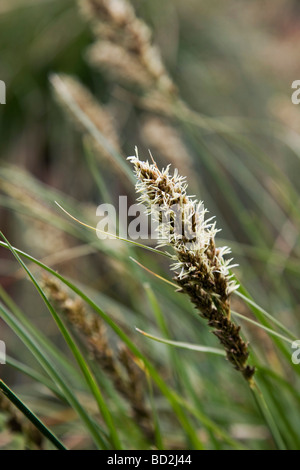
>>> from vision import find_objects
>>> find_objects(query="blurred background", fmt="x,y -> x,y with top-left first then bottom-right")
0,0 -> 300,450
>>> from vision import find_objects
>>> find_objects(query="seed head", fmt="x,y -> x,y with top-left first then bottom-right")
129,151 -> 255,381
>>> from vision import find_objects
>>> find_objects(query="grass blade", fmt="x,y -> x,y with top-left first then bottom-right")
136,328 -> 226,356
0,231 -> 121,449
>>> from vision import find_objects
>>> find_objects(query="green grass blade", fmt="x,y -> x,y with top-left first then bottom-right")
0,284 -> 85,383
231,310 -> 294,345
6,355 -> 64,401
250,382 -> 286,450
235,290 -> 297,340
0,301 -> 107,449
136,328 -> 226,355
0,232 -> 121,450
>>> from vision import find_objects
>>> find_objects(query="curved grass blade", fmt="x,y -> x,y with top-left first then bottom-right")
136,328 -> 226,356
55,201 -> 172,259
235,289 -> 297,340
6,355 -> 64,401
0,232 -> 121,450
0,284 -> 85,383
0,302 -> 108,449
231,311 -> 294,345
130,257 -> 178,287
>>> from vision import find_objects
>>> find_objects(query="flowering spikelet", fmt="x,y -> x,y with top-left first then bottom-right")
128,152 -> 255,382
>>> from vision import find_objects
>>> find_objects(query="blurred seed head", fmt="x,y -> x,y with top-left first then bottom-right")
79,0 -> 177,96
51,74 -> 121,164
140,116 -> 194,179
42,275 -> 155,442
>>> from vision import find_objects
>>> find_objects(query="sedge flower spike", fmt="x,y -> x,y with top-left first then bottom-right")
128,151 -> 255,382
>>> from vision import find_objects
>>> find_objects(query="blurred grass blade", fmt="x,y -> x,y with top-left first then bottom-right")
145,374 -> 163,450
235,289 -> 297,340
250,383 -> 286,450
6,355 -> 64,401
231,311 -> 294,345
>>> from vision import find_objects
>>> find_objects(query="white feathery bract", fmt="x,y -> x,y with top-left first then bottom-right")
128,151 -> 239,295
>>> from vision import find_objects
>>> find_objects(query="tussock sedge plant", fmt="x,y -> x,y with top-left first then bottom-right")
128,152 -> 255,383
1,0 -> 300,452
